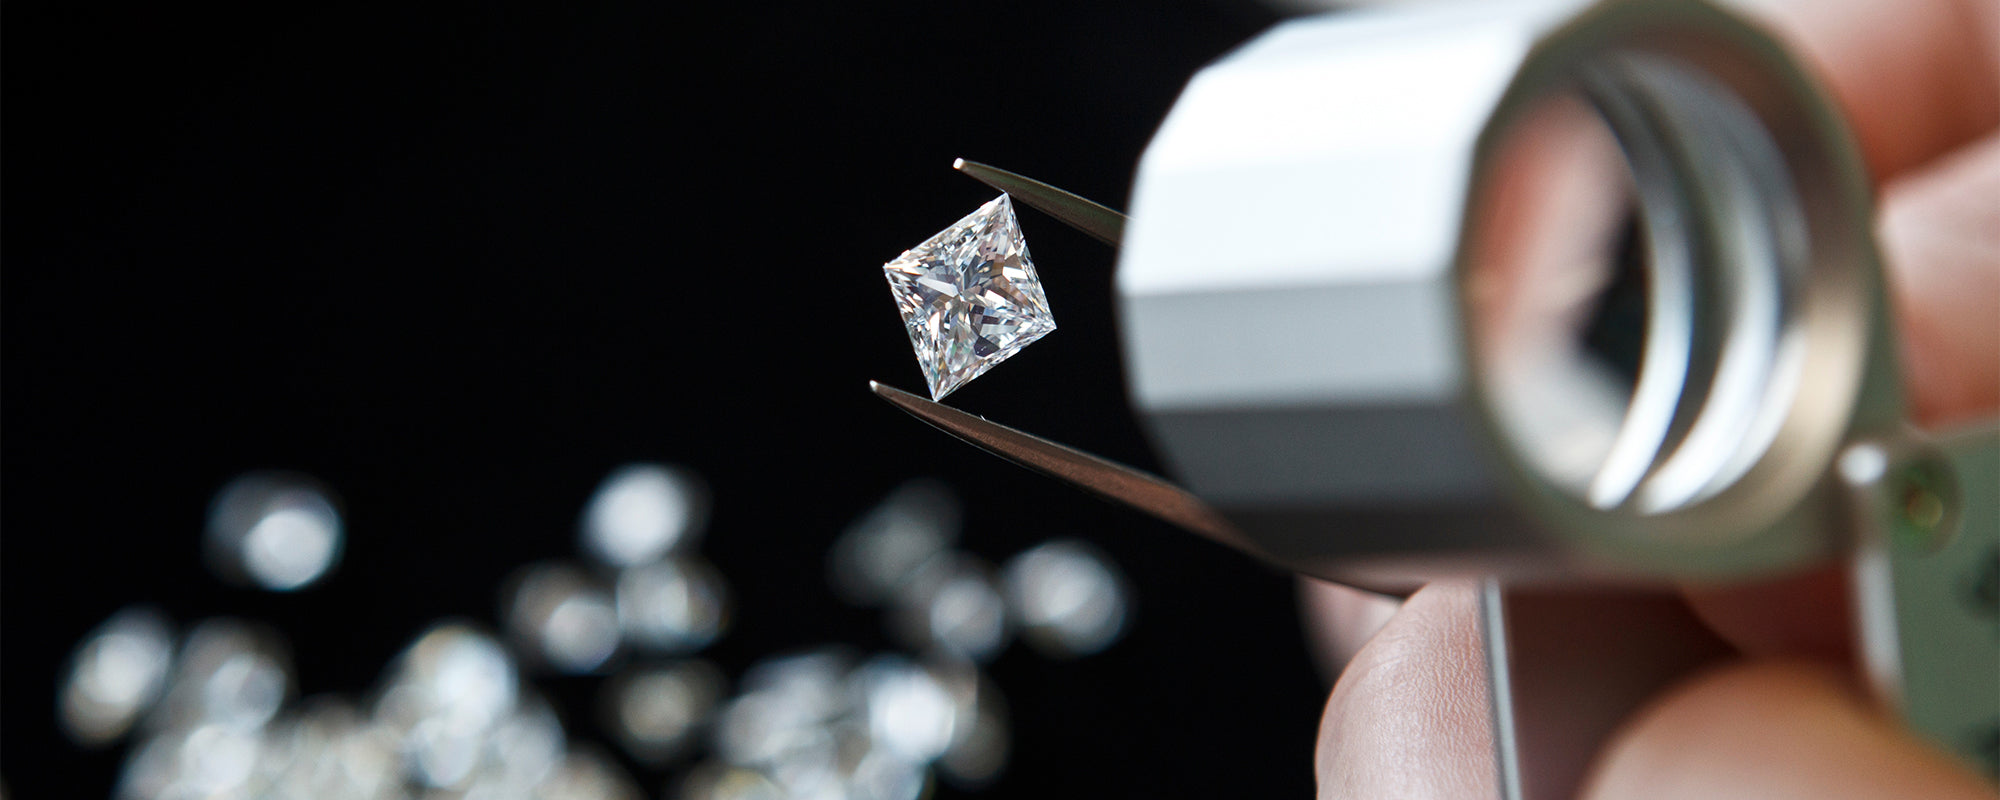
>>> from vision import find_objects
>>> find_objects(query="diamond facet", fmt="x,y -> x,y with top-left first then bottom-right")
884,194 -> 1055,400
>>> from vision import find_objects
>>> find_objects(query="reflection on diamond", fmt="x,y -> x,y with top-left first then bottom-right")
375,623 -> 520,755
713,692 -> 828,771
828,480 -> 960,607
891,556 -> 1009,663
850,749 -> 929,800
183,724 -> 260,791
714,649 -> 854,769
581,463 -> 708,568
503,563 -> 621,674
256,699 -> 403,800
604,660 -> 724,765
485,693 -> 568,786
1002,540 -> 1130,658
936,674 -> 1009,789
535,746 -> 642,800
204,473 -> 344,592
408,714 -> 486,789
679,762 -> 785,800
116,729 -> 178,800
616,556 -> 729,654
738,650 -> 855,723
146,619 -> 291,734
116,723 -> 263,800
761,723 -> 846,800
700,647 -> 968,800
854,655 -> 957,765
94,467 -> 1092,800
883,194 -> 1056,400
376,630 -> 520,790
61,606 -> 175,747
921,658 -> 1008,788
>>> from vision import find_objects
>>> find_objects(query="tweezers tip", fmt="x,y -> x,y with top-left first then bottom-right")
951,157 -> 966,170
868,380 -> 913,403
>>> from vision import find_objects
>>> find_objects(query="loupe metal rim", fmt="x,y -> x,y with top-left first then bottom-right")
1454,0 -> 1902,578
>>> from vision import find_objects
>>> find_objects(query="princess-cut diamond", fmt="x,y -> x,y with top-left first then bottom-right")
884,194 -> 1055,400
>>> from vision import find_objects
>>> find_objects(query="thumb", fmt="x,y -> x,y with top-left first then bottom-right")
1582,660 -> 1996,799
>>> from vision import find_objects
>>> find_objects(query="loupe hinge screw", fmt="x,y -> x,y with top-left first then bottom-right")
1891,459 -> 1957,554
1838,423 -> 2000,782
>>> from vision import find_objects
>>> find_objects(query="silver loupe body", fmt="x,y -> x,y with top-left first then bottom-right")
1112,1 -> 1996,789
1116,0 -> 1903,584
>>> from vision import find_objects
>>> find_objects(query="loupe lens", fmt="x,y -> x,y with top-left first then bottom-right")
1465,55 -> 1812,519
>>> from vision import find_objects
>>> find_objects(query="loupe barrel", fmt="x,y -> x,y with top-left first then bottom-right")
1117,0 -> 1901,582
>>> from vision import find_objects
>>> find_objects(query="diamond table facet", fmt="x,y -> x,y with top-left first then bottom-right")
884,194 -> 1055,400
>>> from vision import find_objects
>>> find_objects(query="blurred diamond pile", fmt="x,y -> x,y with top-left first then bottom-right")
60,467 -> 1131,799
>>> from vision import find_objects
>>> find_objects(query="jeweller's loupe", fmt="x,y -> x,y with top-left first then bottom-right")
876,0 -> 2000,792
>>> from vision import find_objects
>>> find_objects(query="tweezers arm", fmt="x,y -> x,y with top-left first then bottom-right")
869,381 -> 1247,550
954,159 -> 1126,247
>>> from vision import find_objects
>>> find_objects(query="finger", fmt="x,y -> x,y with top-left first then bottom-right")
1682,134 -> 2000,655
1316,581 -> 1494,800
1880,132 -> 2000,425
1682,565 -> 1853,659
1583,659 -> 1996,800
1726,0 -> 1999,182
1298,577 -> 1404,683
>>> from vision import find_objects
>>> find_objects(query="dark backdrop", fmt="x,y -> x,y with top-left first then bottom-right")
4,1 -> 1333,795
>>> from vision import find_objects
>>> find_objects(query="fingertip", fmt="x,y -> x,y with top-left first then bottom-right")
1316,581 -> 1494,800
1583,659 -> 1995,800
1682,566 -> 1854,660
1877,132 -> 2000,426
1725,0 -> 2000,181
1298,577 -> 1403,683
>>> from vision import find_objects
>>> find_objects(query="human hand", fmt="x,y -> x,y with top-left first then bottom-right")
1304,0 -> 1999,797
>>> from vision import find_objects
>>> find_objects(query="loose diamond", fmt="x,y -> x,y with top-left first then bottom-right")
883,194 -> 1055,400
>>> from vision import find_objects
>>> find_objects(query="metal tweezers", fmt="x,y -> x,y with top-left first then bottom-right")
869,160 -> 1255,554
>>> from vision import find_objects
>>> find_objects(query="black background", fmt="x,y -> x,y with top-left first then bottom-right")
5,1 -> 1335,796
